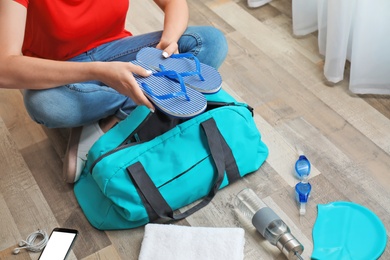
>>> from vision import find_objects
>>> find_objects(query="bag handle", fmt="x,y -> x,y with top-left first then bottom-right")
126,118 -> 239,222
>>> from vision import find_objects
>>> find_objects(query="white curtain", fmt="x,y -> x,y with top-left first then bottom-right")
292,0 -> 390,95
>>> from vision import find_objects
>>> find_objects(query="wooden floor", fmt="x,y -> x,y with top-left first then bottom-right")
1,0 -> 389,259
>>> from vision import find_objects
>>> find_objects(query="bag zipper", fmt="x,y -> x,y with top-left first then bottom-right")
207,101 -> 253,115
89,102 -> 253,174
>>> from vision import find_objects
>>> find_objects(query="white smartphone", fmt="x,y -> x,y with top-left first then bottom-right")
38,228 -> 78,260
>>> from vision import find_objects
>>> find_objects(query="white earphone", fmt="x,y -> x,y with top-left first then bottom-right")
13,230 -> 49,255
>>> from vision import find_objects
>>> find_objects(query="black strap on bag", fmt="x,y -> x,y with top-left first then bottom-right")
126,118 -> 240,222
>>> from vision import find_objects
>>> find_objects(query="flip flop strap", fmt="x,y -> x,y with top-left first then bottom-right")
141,70 -> 190,101
160,53 -> 205,81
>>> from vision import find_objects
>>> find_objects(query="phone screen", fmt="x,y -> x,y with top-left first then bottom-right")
39,228 -> 78,260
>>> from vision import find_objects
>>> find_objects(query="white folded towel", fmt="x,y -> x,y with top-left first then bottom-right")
138,224 -> 245,260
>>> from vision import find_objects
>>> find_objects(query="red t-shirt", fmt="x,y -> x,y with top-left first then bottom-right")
14,0 -> 132,60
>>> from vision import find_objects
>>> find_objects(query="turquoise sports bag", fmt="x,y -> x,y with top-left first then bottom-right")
74,90 -> 268,230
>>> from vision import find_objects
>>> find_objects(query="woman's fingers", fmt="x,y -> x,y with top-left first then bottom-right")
126,63 -> 155,111
99,62 -> 155,112
156,42 -> 179,57
129,76 -> 155,111
128,62 -> 153,77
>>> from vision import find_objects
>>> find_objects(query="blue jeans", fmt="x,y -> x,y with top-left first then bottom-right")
24,26 -> 228,128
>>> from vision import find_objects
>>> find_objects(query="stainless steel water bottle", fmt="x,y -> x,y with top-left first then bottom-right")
234,188 -> 304,260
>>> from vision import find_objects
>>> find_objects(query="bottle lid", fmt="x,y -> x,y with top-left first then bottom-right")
276,232 -> 304,260
295,155 -> 311,180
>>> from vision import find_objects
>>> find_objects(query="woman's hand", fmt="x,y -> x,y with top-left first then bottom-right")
156,41 -> 179,57
97,62 -> 155,111
154,0 -> 189,58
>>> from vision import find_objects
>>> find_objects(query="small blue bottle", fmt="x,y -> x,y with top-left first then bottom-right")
295,155 -> 312,215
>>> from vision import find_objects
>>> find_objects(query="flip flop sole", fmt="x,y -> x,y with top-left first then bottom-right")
132,60 -> 207,118
136,47 -> 222,94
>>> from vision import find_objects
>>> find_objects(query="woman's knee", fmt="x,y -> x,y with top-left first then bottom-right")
179,26 -> 228,69
24,85 -> 133,128
23,89 -> 78,128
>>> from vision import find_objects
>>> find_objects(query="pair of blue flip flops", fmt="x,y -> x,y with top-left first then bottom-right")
132,47 -> 222,118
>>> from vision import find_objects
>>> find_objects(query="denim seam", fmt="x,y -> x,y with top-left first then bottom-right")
104,40 -> 161,62
65,84 -> 122,94
181,32 -> 203,56
85,48 -> 97,61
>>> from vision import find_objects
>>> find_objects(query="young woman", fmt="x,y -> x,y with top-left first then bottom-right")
0,0 -> 228,183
